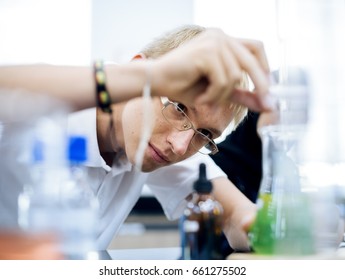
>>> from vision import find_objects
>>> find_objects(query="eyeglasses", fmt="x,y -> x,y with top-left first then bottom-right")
161,98 -> 219,155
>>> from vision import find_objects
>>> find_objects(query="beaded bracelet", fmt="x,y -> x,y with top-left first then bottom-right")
94,60 -> 112,114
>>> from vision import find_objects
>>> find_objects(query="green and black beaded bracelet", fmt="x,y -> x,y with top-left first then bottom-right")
94,60 -> 112,114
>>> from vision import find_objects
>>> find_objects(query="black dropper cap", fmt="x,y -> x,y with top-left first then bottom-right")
193,163 -> 213,194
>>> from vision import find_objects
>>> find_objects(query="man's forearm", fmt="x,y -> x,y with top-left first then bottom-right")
212,177 -> 256,251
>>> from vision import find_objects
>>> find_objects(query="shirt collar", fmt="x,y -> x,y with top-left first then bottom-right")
68,107 -> 134,174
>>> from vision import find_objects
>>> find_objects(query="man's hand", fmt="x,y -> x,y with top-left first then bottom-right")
152,28 -> 273,112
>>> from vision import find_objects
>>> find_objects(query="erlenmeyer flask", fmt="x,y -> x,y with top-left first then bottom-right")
249,84 -> 316,256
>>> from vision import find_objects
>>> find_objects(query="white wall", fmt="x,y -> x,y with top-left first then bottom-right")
0,0 -> 92,65
91,0 -> 194,63
0,0 -> 194,65
194,0 -> 280,70
0,0 -> 280,67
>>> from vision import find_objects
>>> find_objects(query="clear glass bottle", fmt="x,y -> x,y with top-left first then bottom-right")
18,135 -> 99,259
18,138 -> 62,232
182,163 -> 224,260
58,135 -> 100,259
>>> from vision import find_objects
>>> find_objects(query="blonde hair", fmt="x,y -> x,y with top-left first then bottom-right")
141,24 -> 248,130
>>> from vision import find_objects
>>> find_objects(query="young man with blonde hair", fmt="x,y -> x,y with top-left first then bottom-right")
87,24 -> 256,251
0,25 -> 272,255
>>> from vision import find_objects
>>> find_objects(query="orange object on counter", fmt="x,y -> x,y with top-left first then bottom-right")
0,229 -> 63,260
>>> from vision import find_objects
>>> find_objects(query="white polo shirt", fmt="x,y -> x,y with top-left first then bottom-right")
68,108 -> 227,249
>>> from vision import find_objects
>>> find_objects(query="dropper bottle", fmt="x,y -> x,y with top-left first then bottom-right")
182,163 -> 224,260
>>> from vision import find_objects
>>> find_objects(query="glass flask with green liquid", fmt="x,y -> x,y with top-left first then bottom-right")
249,143 -> 315,255
249,85 -> 316,256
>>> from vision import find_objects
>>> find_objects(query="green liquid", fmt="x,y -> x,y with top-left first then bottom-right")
249,192 -> 316,256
